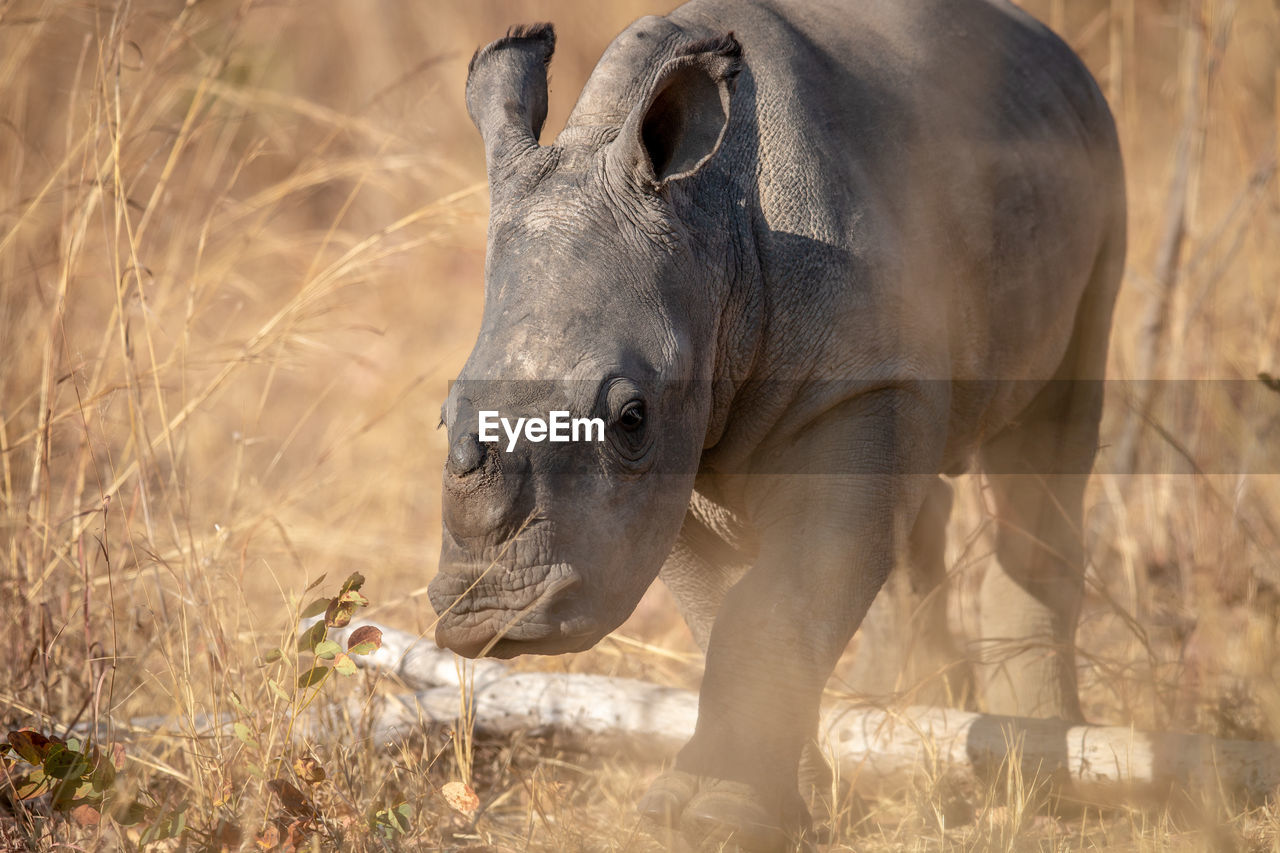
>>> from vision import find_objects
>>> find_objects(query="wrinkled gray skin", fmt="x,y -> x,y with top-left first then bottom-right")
429,0 -> 1124,848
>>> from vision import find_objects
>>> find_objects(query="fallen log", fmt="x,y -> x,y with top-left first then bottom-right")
324,621 -> 1280,808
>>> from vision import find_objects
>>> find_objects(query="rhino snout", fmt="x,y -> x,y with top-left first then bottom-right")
441,440 -> 532,543
446,431 -> 486,477
429,564 -> 598,658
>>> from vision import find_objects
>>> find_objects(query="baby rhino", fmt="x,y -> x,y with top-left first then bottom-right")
429,0 -> 1124,848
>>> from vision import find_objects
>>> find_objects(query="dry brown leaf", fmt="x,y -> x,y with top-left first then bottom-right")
267,778 -> 317,819
70,804 -> 100,827
212,819 -> 243,851
347,624 -> 382,653
293,754 -> 325,785
442,780 -> 480,816
254,824 -> 279,850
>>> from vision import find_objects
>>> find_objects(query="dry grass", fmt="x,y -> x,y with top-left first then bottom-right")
0,0 -> 1277,850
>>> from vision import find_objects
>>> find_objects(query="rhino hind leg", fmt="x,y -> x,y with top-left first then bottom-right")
846,477 -> 975,707
975,241 -> 1119,721
977,422 -> 1092,721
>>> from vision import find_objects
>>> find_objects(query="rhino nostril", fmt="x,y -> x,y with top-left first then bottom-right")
447,432 -> 486,477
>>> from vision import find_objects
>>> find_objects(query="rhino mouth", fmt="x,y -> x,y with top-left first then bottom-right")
429,563 -> 602,658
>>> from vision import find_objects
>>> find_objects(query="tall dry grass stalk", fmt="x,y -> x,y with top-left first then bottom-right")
1,0 -> 1277,849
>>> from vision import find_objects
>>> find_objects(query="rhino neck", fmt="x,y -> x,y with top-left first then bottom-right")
701,203 -> 763,452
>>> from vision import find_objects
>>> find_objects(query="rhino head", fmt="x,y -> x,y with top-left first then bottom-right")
428,24 -> 745,658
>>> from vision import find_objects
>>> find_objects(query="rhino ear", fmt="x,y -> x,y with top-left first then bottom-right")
613,33 -> 742,189
466,23 -> 556,177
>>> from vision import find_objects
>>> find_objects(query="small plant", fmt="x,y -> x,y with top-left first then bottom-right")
240,571 -> 401,850
295,572 -> 382,691
1,572 -> 403,851
1,729 -> 125,826
370,801 -> 414,840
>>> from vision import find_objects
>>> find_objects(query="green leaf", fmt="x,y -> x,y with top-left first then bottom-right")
50,780 -> 79,811
50,775 -> 96,811
260,647 -> 283,666
313,640 -> 341,660
115,800 -> 149,826
89,751 -> 116,792
140,805 -> 187,844
303,573 -> 329,593
300,597 -> 331,619
333,653 -> 358,676
371,801 -> 412,838
338,571 -> 365,596
297,620 -> 326,653
227,690 -> 248,714
297,666 -> 329,689
233,722 -> 258,749
43,745 -> 89,780
268,679 -> 292,703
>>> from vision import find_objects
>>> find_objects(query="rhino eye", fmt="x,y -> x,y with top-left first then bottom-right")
603,380 -> 651,464
618,400 -> 645,433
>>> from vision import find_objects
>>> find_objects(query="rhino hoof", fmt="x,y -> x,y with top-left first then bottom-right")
684,784 -> 786,851
640,772 -> 812,852
638,769 -> 697,825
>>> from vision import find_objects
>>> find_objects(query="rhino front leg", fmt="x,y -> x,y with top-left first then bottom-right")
656,393 -> 942,850
653,516 -> 834,830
